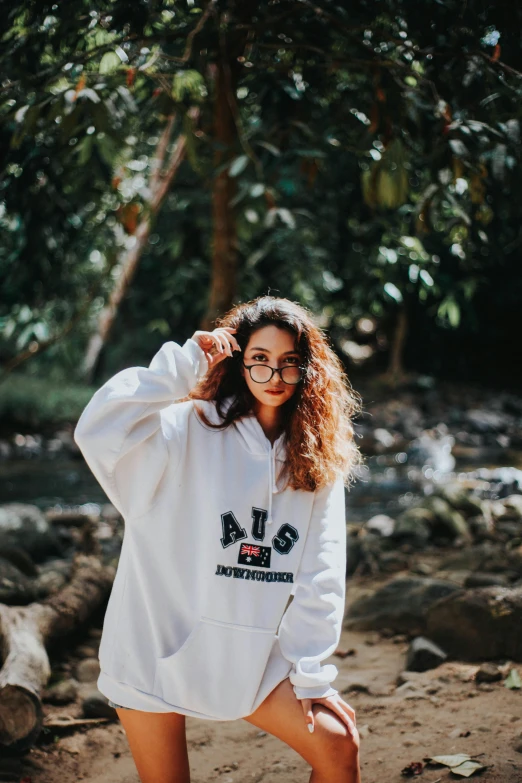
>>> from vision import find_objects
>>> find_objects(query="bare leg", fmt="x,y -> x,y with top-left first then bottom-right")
243,677 -> 361,783
115,708 -> 190,783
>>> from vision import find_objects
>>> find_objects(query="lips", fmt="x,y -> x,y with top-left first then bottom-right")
265,389 -> 284,394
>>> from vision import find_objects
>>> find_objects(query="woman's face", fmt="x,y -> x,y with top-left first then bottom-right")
241,325 -> 302,408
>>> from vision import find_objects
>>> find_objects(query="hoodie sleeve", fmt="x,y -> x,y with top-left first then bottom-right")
74,338 -> 208,520
277,475 -> 347,700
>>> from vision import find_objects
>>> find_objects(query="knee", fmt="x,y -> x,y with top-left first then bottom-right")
314,712 -> 360,773
329,725 -> 360,768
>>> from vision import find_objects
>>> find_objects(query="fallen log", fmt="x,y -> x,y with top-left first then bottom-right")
0,552 -> 114,752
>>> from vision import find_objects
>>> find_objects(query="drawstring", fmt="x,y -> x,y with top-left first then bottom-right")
267,445 -> 276,525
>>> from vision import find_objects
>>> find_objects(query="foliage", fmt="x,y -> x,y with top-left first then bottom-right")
1,0 -> 521,387
0,374 -> 95,431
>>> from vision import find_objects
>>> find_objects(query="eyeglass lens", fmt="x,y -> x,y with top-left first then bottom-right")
249,365 -> 302,384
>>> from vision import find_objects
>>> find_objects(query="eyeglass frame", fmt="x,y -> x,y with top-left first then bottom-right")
242,362 -> 306,385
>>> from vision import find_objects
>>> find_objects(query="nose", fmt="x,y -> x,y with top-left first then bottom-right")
269,368 -> 285,386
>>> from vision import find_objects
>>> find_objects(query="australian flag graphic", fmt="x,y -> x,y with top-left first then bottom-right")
238,543 -> 271,568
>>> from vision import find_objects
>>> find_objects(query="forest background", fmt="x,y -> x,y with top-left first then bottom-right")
1,0 -> 521,433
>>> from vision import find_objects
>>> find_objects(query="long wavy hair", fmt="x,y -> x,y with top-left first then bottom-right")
187,296 -> 363,493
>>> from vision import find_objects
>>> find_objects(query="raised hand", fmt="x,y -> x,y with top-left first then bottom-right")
301,693 -> 358,739
191,327 -> 241,367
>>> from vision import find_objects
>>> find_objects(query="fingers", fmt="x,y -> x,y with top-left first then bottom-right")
333,697 -> 357,728
210,328 -> 240,358
216,327 -> 241,353
301,698 -> 315,733
192,327 -> 241,365
328,702 -> 358,739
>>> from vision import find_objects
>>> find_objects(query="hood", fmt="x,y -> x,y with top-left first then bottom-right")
193,396 -> 287,526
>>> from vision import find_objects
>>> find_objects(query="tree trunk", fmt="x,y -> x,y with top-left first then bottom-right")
380,305 -> 410,388
201,59 -> 239,330
82,111 -> 196,382
0,552 -> 114,752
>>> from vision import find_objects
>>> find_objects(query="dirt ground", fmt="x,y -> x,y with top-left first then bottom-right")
2,578 -> 522,783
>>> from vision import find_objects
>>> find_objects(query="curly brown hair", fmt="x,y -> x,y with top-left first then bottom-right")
187,295 -> 363,493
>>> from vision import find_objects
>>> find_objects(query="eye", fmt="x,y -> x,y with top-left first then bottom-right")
252,354 -> 268,362
284,356 -> 300,364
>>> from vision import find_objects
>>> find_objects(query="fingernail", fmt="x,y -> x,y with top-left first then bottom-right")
308,723 -> 314,733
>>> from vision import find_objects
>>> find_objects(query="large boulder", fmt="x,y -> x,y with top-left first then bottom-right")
426,585 -> 522,661
344,576 -> 463,635
391,496 -> 471,546
0,503 -> 64,562
0,556 -> 36,604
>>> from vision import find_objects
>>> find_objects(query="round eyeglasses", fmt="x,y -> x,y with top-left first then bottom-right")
243,363 -> 305,385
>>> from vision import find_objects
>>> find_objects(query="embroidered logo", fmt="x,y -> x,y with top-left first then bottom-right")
238,543 -> 271,568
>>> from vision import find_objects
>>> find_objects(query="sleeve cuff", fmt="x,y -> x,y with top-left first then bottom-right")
293,683 -> 339,700
288,661 -> 338,690
182,337 -> 209,379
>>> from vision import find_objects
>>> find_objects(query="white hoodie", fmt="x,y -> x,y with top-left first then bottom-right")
74,338 -> 347,720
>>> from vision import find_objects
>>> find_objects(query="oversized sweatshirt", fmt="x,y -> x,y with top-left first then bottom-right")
74,338 -> 347,721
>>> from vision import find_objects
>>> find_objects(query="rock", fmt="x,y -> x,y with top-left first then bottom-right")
474,467 -> 522,497
43,679 -> 79,705
76,645 -> 98,658
426,585 -> 522,661
394,682 -> 428,700
438,544 -> 497,573
393,634 -> 409,644
410,562 -> 434,576
419,496 -> 472,541
436,483 -> 485,516
396,671 -> 427,686
345,576 -> 463,635
406,636 -> 447,672
82,690 -> 118,719
466,410 -> 510,433
448,727 -> 465,739
33,559 -> 73,599
475,663 -> 502,683
392,508 -> 433,546
0,544 -> 37,577
101,504 -> 121,522
379,551 -> 410,572
365,514 -> 395,537
464,572 -> 508,588
0,557 -> 37,604
75,658 -> 101,683
0,503 -> 64,562
358,724 -> 370,738
513,734 -> 522,754
503,495 -> 522,519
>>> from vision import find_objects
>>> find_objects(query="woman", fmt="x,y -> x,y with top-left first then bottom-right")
75,295 -> 363,783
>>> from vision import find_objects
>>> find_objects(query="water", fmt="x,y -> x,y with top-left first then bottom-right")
0,458 -> 107,508
0,451 -> 519,520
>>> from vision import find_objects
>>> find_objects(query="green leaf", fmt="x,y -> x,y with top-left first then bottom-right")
384,282 -> 403,302
504,668 -> 521,689
429,754 -> 472,767
76,136 -> 94,166
250,183 -> 265,197
229,155 -> 249,177
450,761 -> 486,777
99,51 -> 121,75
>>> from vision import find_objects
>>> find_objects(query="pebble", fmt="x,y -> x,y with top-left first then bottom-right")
475,662 -> 502,683
75,658 -> 100,683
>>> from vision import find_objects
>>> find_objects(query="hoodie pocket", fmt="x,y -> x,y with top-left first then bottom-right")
153,616 -> 278,720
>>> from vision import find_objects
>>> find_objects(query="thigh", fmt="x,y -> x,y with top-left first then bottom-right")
116,708 -> 189,783
243,676 -> 357,770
